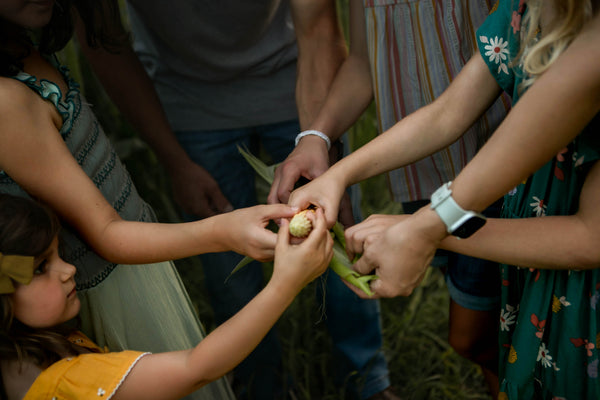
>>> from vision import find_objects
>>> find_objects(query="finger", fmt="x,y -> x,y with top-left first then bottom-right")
277,168 -> 302,204
276,218 -> 291,249
342,279 -> 378,299
369,279 -> 402,298
344,226 -> 365,261
352,256 -> 376,276
302,208 -> 327,247
262,203 -> 298,221
267,167 -> 283,205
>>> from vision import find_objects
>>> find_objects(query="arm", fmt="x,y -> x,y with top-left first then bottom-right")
268,0 -> 372,205
347,13 -> 600,298
289,53 -> 503,225
0,79 -> 295,264
290,0 -> 348,129
111,210 -> 333,400
74,14 -> 233,218
441,161 -> 600,270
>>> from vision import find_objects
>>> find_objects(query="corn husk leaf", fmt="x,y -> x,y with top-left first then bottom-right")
227,146 -> 378,296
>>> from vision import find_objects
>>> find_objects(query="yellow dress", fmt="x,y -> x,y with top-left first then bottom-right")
23,332 -> 149,400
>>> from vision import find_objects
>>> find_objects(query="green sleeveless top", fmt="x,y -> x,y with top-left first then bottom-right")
0,58 -> 157,290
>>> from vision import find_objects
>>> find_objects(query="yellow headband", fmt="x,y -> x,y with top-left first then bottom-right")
0,252 -> 35,294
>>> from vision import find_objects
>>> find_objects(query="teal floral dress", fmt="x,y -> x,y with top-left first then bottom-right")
477,1 -> 600,398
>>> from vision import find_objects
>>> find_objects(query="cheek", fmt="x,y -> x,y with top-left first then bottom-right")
13,285 -> 70,328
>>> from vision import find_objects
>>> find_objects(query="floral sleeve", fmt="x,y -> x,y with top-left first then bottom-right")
476,0 -> 525,98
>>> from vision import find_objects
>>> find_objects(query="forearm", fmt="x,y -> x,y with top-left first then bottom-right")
444,159 -> 600,269
322,54 -> 502,189
291,0 -> 348,128
305,55 -> 373,142
188,280 -> 298,385
89,216 -> 227,264
450,13 -> 600,213
304,0 -> 373,143
441,216 -> 600,270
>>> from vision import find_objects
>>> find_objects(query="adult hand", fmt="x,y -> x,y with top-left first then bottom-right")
218,204 -> 298,262
169,159 -> 233,219
344,214 -> 409,260
346,207 -> 449,298
287,169 -> 347,228
268,136 -> 330,205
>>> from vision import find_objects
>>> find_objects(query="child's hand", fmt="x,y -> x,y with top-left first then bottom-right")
218,204 -> 297,262
272,208 -> 333,290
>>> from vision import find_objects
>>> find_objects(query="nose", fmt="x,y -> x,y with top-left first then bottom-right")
58,260 -> 77,281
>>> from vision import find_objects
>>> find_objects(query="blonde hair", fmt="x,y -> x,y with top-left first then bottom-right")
519,0 -> 594,89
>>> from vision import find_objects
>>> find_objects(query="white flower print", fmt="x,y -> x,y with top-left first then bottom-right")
480,35 -> 510,74
558,296 -> 571,307
537,343 -> 553,368
573,151 -> 585,168
500,308 -> 516,331
530,196 -> 547,217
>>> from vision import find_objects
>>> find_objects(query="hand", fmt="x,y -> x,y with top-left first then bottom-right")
287,170 -> 346,228
169,160 -> 233,218
268,136 -> 330,205
218,204 -> 298,262
272,208 -> 333,289
344,214 -> 409,260
347,206 -> 449,298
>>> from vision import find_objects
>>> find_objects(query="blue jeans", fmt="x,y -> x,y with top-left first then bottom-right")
176,120 -> 390,399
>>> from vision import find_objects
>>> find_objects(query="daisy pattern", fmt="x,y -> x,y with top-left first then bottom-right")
537,343 -> 553,368
500,307 -> 516,331
530,196 -> 547,216
480,35 -> 510,74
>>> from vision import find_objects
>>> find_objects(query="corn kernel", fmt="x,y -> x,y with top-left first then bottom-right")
289,210 -> 313,237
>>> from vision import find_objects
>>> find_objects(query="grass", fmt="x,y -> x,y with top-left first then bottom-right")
59,5 -> 494,398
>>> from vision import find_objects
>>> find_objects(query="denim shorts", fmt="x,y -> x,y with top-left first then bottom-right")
403,199 -> 502,311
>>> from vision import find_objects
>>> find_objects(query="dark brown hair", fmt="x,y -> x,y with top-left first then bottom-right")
0,0 -> 130,76
0,194 -> 79,398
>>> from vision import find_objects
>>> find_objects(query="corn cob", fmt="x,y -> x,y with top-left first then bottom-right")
289,209 -> 314,237
229,146 -> 378,296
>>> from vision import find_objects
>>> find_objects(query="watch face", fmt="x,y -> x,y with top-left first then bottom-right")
453,216 -> 487,239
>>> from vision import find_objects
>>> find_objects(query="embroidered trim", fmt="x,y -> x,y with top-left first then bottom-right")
107,353 -> 151,399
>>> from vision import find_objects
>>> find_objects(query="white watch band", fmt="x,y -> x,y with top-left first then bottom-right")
430,181 -> 485,236
294,130 -> 331,151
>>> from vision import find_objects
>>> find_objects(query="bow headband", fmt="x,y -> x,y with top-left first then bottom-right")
0,252 -> 35,294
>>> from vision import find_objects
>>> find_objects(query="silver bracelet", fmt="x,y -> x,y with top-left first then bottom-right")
294,130 -> 331,151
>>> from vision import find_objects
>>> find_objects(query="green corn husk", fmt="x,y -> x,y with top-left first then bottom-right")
228,146 -> 377,296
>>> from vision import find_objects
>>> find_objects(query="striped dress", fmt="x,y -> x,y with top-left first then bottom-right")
363,0 -> 511,203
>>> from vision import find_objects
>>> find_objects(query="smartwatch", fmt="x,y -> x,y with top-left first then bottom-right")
430,182 -> 486,239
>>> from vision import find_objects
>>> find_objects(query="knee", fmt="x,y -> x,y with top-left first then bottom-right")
448,331 -> 498,367
448,332 -> 477,360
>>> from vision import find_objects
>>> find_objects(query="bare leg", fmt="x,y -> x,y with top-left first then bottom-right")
448,299 -> 499,398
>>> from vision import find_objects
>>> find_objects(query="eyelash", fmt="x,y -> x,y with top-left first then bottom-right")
34,261 -> 47,275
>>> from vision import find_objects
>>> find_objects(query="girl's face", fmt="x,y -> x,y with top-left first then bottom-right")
11,236 -> 80,328
0,0 -> 55,29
